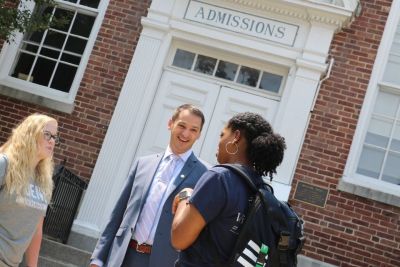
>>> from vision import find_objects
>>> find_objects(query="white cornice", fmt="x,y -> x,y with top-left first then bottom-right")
209,0 -> 357,30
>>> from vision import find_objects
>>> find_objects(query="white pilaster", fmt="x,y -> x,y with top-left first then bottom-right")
73,26 -> 171,238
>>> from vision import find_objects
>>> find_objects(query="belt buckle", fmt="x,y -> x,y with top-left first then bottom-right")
136,242 -> 146,254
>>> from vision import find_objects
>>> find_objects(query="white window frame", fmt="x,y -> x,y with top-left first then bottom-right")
166,41 -> 290,101
0,0 -> 109,113
340,0 -> 400,207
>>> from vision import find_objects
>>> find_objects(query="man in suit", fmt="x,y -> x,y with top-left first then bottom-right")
90,104 -> 209,267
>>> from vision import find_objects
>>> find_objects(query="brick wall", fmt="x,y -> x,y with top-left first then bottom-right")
290,0 -> 400,266
0,0 -> 152,181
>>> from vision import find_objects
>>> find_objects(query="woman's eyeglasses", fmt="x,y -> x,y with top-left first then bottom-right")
43,131 -> 60,145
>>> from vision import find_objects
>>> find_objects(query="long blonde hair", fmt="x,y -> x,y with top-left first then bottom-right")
0,113 -> 56,202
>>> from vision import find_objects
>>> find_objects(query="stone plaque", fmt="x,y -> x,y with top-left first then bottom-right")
294,182 -> 328,208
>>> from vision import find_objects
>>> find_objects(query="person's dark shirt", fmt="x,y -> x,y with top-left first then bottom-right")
176,166 -> 262,267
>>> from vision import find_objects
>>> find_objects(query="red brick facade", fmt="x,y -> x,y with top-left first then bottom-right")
0,0 -> 151,181
291,0 -> 400,266
0,0 -> 399,266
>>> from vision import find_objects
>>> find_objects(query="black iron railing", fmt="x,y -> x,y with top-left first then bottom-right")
43,164 -> 88,243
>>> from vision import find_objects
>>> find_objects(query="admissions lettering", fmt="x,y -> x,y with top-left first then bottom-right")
184,1 -> 299,46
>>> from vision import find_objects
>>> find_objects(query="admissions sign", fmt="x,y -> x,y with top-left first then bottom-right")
184,0 -> 299,46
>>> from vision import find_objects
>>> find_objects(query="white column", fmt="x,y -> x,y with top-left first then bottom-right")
73,23 -> 171,237
274,62 -> 324,189
272,22 -> 335,199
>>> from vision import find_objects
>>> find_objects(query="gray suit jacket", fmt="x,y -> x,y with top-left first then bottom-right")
91,152 -> 208,267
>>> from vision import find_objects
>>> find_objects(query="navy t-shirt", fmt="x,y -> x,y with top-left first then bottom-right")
176,165 -> 263,267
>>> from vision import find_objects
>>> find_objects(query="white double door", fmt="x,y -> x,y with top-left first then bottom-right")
135,71 -> 279,165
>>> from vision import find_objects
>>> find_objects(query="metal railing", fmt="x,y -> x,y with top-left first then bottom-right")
43,164 -> 88,243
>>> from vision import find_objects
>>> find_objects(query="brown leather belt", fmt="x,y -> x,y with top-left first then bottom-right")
129,239 -> 152,254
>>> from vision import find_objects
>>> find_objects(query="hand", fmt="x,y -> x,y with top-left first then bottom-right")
172,188 -> 193,214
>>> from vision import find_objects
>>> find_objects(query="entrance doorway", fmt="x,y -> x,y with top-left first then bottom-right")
135,71 -> 279,165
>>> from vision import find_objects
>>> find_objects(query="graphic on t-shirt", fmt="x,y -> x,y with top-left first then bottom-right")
16,183 -> 47,211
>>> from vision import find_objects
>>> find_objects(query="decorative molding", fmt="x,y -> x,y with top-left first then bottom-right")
210,0 -> 356,29
206,0 -> 309,20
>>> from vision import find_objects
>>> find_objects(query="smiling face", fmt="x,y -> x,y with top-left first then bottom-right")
168,109 -> 202,155
37,120 -> 58,162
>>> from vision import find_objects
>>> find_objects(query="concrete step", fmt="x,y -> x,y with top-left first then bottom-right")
38,255 -> 80,267
39,237 -> 91,267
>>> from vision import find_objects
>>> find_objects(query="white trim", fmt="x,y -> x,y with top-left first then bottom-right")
341,0 -> 400,202
0,0 -> 110,113
75,0 -> 355,237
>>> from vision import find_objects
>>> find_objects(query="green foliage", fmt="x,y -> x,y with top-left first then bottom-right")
0,0 -> 66,42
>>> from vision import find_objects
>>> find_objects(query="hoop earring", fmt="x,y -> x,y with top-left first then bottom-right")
225,141 -> 238,155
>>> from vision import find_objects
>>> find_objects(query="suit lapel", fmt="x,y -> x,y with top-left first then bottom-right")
137,154 -> 163,205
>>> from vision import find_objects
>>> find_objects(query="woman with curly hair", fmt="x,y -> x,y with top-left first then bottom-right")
0,113 -> 59,267
171,112 -> 286,267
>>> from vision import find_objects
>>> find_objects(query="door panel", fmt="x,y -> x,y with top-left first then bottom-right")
199,87 -> 279,165
135,71 -> 220,158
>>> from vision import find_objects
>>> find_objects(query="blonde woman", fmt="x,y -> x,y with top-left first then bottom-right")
0,114 -> 59,267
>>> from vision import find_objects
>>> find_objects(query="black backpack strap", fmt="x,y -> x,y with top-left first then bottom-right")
217,164 -> 292,267
216,164 -> 258,192
215,164 -> 271,266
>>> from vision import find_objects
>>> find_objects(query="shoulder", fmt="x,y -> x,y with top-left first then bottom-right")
134,153 -> 162,167
0,154 -> 8,183
138,153 -> 161,161
197,167 -> 231,185
210,165 -> 237,177
0,154 -> 8,170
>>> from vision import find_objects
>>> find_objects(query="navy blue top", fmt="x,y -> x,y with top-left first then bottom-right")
176,165 -> 262,267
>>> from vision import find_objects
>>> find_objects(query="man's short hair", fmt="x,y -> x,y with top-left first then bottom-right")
171,104 -> 205,130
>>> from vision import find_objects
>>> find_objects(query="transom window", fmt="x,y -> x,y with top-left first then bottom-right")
172,49 -> 284,94
10,0 -> 100,92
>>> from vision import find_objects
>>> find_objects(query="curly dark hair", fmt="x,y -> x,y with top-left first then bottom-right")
227,112 -> 286,179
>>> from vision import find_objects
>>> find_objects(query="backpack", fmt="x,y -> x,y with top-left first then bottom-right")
217,164 -> 305,267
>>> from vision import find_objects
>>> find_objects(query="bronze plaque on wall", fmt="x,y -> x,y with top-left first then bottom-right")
294,181 -> 329,208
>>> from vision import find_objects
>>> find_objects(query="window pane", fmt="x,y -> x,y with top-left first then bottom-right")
51,64 -> 77,92
216,61 -> 237,81
71,13 -> 95,38
80,0 -> 100,8
390,122 -> 400,152
52,8 -> 74,32
11,53 -> 35,80
259,72 -> 282,93
374,91 -> 399,117
26,31 -> 45,43
383,57 -> 400,85
44,30 -> 66,49
194,55 -> 217,75
61,53 -> 81,65
237,66 -> 259,87
382,22 -> 400,85
356,146 -> 385,179
365,117 -> 393,148
21,42 -> 39,53
172,49 -> 195,70
382,152 -> 400,184
65,36 -> 87,54
31,57 -> 56,87
40,48 -> 60,60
